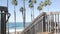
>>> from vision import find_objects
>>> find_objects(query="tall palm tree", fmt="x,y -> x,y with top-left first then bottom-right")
20,7 -> 26,28
23,0 -> 26,28
21,0 -> 26,28
32,0 -> 36,20
29,2 -> 33,21
12,0 -> 17,34
28,0 -> 36,21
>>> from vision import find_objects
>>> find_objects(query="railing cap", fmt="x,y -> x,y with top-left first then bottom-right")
0,6 -> 8,12
46,11 -> 60,15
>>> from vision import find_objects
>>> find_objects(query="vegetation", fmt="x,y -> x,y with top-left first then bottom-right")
12,0 -> 17,34
37,0 -> 51,12
28,0 -> 36,20
11,0 -> 51,29
5,0 -> 51,30
20,0 -> 26,28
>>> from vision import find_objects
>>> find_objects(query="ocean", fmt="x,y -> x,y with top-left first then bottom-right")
6,22 -> 30,32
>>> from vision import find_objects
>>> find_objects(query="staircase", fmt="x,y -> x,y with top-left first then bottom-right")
11,11 -> 60,34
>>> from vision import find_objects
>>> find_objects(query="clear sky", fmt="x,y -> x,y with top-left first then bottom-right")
0,0 -> 60,22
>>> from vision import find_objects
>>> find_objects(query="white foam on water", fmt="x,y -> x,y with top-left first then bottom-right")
6,29 -> 24,33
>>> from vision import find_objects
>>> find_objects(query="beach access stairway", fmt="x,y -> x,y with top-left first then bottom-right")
20,11 -> 60,34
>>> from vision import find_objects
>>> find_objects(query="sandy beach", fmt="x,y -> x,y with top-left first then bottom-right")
6,29 -> 23,34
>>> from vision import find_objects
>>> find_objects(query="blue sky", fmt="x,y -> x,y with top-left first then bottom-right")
0,0 -> 60,22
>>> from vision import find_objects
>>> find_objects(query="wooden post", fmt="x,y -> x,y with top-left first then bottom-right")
0,6 -> 8,34
43,12 -> 46,32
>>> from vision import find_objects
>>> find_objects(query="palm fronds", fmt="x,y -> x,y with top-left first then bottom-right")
37,5 -> 42,11
20,7 -> 25,15
12,0 -> 17,5
37,0 -> 51,11
29,2 -> 33,8
29,0 -> 36,3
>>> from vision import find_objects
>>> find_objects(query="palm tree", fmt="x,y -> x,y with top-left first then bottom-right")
37,5 -> 42,13
12,0 -> 17,34
20,7 -> 26,28
23,0 -> 26,28
45,0 -> 51,5
28,0 -> 36,21
29,2 -> 33,20
37,1 -> 43,13
43,1 -> 47,7
20,7 -> 24,15
39,1 -> 44,7
21,0 -> 26,28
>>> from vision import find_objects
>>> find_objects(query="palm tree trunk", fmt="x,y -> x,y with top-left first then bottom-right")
39,10 -> 40,14
7,0 -> 9,34
23,0 -> 26,28
31,2 -> 34,21
32,7 -> 34,20
32,5 -> 34,20
14,5 -> 16,34
31,9 -> 32,21
48,5 -> 50,32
